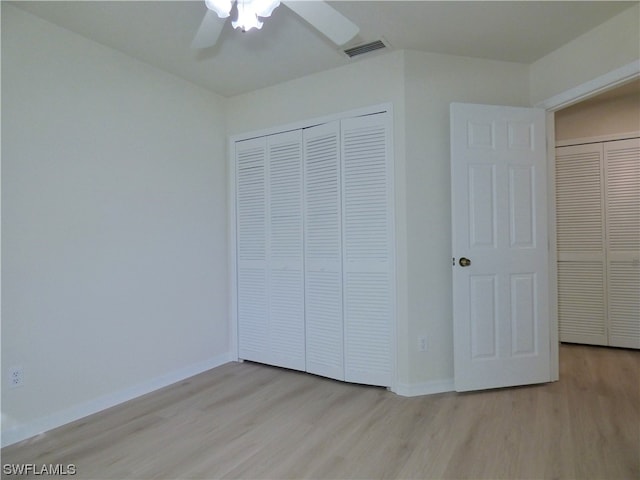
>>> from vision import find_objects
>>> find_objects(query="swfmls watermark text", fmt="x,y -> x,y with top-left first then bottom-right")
3,464 -> 77,476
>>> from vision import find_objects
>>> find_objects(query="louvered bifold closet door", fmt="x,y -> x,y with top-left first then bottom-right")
605,138 -> 640,349
341,112 -> 394,387
303,122 -> 344,380
268,131 -> 305,370
556,143 -> 607,345
236,137 -> 270,364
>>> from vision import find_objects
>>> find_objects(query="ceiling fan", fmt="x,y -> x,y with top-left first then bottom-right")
191,0 -> 360,49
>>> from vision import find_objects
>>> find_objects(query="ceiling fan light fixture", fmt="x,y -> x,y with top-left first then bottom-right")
205,0 -> 232,18
194,0 -> 358,49
232,1 -> 264,31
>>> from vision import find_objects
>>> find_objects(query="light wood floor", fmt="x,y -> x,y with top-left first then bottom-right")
3,344 -> 639,479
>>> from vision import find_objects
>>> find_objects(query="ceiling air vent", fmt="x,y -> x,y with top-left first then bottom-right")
343,39 -> 388,59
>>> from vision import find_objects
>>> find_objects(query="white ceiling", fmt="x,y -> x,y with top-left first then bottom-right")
10,1 -> 637,97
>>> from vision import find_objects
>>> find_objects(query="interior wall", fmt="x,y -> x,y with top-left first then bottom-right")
403,51 -> 531,386
529,3 -> 640,106
2,5 -> 229,443
555,85 -> 640,141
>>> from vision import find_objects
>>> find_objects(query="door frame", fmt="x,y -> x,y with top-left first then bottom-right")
538,60 -> 640,381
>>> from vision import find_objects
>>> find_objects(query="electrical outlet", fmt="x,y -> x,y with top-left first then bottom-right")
7,366 -> 24,389
418,336 -> 427,352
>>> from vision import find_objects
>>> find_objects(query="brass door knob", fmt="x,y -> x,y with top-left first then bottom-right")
459,257 -> 472,267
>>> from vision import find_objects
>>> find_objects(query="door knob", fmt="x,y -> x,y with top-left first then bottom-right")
459,257 -> 472,267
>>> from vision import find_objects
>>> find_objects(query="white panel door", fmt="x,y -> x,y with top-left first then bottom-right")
303,121 -> 344,380
451,103 -> 551,392
555,143 -> 607,345
236,137 -> 269,364
268,130 -> 306,370
341,112 -> 394,387
605,138 -> 640,349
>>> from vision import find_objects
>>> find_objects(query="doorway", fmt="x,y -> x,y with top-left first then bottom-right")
553,79 -> 640,349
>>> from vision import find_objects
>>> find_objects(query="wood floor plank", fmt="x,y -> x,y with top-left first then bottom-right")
2,344 -> 638,479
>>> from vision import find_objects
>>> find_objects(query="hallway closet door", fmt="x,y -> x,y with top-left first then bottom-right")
556,137 -> 639,348
556,143 -> 606,345
605,138 -> 640,348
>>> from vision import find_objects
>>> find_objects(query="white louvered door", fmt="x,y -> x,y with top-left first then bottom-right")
236,137 -> 269,364
303,122 -> 344,380
236,132 -> 305,369
556,143 -> 607,345
555,137 -> 639,349
235,108 -> 395,387
341,113 -> 394,387
605,138 -> 640,348
268,131 -> 305,369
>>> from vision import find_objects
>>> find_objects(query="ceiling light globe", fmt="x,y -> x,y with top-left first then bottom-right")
232,2 -> 264,31
205,0 -> 232,18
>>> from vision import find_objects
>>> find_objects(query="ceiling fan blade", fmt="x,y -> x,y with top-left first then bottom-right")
282,1 -> 359,46
191,10 -> 226,49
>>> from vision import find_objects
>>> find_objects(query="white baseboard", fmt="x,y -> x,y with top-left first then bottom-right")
395,378 -> 455,397
1,353 -> 232,448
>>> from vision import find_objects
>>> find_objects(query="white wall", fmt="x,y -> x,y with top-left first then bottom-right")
2,5 -> 229,445
530,3 -> 640,106
403,51 -> 530,387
